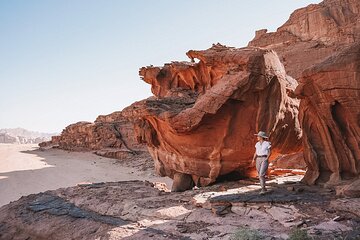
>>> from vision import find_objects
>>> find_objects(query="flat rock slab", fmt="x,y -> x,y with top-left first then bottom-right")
209,187 -> 329,205
1,179 -> 359,240
28,193 -> 129,226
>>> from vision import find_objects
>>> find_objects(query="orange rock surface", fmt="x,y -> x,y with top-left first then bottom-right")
295,43 -> 360,185
249,0 -> 360,185
40,0 -> 360,190
41,111 -> 145,158
136,45 -> 301,188
249,0 -> 360,79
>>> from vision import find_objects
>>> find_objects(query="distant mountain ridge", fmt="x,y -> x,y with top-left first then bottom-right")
0,128 -> 58,144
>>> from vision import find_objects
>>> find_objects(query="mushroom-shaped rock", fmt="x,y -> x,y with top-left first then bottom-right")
135,46 -> 302,190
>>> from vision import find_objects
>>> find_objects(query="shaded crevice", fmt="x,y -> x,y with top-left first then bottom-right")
111,124 -> 137,154
330,101 -> 358,174
28,193 -> 129,226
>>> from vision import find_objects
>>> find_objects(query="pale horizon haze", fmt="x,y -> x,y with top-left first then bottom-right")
0,0 -> 322,133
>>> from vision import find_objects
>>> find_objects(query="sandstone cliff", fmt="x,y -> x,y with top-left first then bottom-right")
249,0 -> 360,79
296,43 -> 360,185
249,0 -> 360,186
40,111 -> 147,159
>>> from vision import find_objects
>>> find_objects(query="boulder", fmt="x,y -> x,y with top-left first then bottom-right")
171,172 -> 195,192
336,179 -> 360,198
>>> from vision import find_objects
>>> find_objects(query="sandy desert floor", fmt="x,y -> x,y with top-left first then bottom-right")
0,144 -> 172,207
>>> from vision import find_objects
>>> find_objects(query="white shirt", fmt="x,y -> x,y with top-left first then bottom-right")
255,141 -> 271,156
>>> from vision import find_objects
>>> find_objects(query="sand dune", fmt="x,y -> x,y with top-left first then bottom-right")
0,144 -> 172,207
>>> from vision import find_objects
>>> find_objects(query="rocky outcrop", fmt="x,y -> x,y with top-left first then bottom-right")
249,0 -> 360,79
295,43 -> 360,185
134,0 -> 360,188
39,0 -> 360,189
336,179 -> 360,198
278,0 -> 360,45
249,0 -> 360,185
251,0 -> 360,46
48,121 -> 125,150
135,45 -> 301,188
41,111 -> 146,159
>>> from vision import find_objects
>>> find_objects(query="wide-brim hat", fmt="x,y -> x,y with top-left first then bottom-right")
254,131 -> 268,138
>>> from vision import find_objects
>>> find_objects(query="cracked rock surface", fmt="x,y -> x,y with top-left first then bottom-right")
1,177 -> 359,240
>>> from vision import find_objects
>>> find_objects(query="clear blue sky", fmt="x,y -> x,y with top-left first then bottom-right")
0,0 -> 321,133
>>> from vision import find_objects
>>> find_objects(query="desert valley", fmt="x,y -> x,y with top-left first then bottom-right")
1,0 -> 360,239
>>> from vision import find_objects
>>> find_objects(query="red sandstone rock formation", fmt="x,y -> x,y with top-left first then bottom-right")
40,0 -> 360,190
249,0 -> 360,186
249,0 -> 360,79
295,43 -> 360,185
136,45 -> 301,190
41,111 -> 146,159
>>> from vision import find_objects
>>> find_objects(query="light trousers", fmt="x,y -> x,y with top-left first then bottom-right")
256,156 -> 268,189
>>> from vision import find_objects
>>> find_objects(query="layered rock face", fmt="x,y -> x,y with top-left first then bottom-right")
40,0 -> 360,189
41,111 -> 146,158
249,0 -> 360,79
248,0 -> 360,185
136,45 -> 301,189
295,43 -> 360,185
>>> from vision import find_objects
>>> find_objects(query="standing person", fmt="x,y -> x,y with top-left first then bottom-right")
251,131 -> 271,194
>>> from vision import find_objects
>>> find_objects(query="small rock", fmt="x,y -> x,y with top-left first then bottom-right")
285,218 -> 295,223
287,186 -> 295,191
211,205 -> 231,216
336,179 -> 360,198
332,216 -> 344,222
296,220 -> 306,227
171,172 -> 194,192
325,209 -> 336,213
